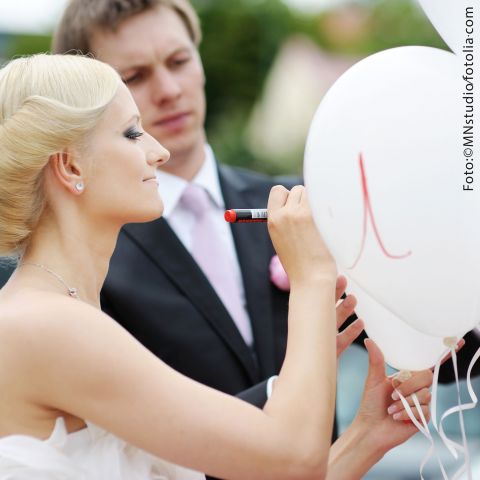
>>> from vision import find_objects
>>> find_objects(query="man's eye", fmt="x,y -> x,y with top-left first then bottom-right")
123,72 -> 143,84
172,57 -> 190,67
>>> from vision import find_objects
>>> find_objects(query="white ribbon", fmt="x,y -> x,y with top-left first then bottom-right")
395,389 -> 448,479
431,331 -> 480,480
390,329 -> 480,479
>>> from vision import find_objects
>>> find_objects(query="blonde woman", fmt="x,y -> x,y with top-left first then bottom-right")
0,54 -> 430,479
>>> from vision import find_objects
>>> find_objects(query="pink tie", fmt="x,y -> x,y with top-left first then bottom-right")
181,184 -> 253,345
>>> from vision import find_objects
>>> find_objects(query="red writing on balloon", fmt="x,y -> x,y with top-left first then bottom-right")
348,153 -> 412,270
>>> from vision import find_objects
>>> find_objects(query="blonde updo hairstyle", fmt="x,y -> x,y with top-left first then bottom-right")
0,54 -> 120,258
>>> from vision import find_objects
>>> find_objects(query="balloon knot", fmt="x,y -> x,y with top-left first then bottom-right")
443,336 -> 458,349
395,370 -> 412,383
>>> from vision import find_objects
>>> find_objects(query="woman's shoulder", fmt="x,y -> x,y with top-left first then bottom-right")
0,289 -> 105,326
0,289 -> 145,410
0,290 -> 117,359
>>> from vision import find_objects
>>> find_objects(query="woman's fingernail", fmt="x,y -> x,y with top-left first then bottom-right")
393,413 -> 402,421
391,391 -> 400,401
343,296 -> 354,308
387,405 -> 398,415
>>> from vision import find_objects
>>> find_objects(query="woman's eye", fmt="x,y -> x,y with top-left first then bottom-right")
124,129 -> 144,141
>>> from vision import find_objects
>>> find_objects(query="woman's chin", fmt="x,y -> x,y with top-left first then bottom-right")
143,206 -> 164,223
127,204 -> 164,224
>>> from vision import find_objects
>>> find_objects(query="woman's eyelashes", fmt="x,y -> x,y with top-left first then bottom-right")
124,127 -> 144,141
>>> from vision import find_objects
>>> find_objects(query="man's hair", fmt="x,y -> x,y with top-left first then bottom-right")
52,0 -> 202,55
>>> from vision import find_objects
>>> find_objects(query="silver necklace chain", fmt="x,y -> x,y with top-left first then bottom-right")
20,262 -> 78,298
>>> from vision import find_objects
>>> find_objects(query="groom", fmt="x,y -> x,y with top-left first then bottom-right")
52,0 -> 311,407
52,0 -> 479,415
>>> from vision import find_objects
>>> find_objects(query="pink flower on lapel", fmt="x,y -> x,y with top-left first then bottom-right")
269,255 -> 290,291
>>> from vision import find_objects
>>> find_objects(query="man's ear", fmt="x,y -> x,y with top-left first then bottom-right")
49,149 -> 85,195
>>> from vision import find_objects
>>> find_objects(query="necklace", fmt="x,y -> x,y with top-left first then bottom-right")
21,262 -> 78,298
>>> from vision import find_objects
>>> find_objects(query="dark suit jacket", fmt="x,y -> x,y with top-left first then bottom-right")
101,164 -> 298,406
0,263 -> 14,288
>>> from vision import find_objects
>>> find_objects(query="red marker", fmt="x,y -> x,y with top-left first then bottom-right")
224,209 -> 268,223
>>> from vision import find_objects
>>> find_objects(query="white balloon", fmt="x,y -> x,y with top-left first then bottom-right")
345,274 -> 448,371
418,0 -> 472,56
304,46 -> 480,339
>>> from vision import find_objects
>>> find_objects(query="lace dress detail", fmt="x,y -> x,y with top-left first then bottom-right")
0,418 -> 205,479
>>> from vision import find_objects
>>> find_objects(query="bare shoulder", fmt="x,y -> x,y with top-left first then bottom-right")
0,290 -> 111,336
0,290 -> 135,366
0,289 -> 164,409
0,289 -> 177,440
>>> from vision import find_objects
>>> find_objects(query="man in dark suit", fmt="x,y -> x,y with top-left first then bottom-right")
52,0 -> 478,416
51,0 -> 363,409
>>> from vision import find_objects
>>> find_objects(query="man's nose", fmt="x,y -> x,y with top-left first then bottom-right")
150,67 -> 182,104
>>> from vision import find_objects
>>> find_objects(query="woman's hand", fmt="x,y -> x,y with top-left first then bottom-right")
354,339 -> 433,453
267,185 -> 336,286
327,340 -> 433,479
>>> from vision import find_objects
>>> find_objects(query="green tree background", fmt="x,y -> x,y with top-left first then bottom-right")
192,0 -> 447,174
1,0 -> 446,174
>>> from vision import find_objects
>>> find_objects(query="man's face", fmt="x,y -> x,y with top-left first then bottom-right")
90,6 -> 206,166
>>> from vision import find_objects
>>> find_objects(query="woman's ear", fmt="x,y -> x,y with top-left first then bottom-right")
49,149 -> 85,195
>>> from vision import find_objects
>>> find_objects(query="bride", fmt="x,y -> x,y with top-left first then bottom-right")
0,53 -> 431,479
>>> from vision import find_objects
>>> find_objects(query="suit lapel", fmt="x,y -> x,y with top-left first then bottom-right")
123,218 -> 260,383
219,166 -> 276,377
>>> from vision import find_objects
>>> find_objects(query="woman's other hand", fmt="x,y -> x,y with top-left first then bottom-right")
327,339 -> 432,479
335,275 -> 364,358
355,339 -> 432,453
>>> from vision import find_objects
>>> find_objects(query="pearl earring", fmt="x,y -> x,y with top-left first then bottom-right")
75,182 -> 84,192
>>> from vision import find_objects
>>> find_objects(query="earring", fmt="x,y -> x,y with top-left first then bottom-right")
75,182 -> 85,192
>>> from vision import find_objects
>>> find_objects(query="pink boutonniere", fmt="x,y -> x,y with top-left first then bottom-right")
269,255 -> 290,291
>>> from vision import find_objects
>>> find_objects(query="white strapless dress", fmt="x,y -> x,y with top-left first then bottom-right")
0,418 -> 205,479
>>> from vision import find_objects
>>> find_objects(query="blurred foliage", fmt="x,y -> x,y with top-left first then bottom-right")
312,0 -> 447,54
193,0 -> 448,174
3,33 -> 50,58
1,0 -> 447,174
194,0 -> 294,116
367,0 -> 447,51
192,0 -> 299,173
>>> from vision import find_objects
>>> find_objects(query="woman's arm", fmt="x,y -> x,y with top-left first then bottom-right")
14,186 -> 338,480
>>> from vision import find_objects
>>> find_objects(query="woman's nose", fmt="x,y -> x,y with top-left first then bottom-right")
146,136 -> 170,167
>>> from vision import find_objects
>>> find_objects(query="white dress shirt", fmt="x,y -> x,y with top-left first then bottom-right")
155,145 -> 254,346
